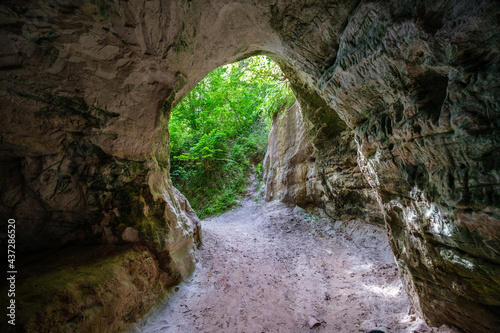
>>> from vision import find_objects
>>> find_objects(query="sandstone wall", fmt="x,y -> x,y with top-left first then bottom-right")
265,1 -> 500,331
17,245 -> 177,333
263,101 -> 383,224
0,0 -> 202,273
312,2 -> 500,331
1,0 -> 499,332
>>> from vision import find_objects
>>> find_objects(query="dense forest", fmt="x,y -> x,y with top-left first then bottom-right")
169,56 -> 294,217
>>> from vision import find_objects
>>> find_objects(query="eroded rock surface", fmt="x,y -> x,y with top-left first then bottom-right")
17,244 -> 178,333
1,0 -> 499,332
312,2 -> 500,331
263,101 -> 383,224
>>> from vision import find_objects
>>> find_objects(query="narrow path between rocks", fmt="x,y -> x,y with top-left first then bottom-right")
129,183 -> 458,333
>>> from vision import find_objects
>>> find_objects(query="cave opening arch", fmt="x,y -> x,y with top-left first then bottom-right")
1,0 -> 499,332
150,5 -> 500,328
166,54 -> 295,218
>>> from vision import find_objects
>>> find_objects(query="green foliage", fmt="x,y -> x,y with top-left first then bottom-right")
169,56 -> 294,218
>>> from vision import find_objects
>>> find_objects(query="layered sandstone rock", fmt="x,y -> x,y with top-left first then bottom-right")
0,0 -> 499,332
312,2 -> 500,331
0,0 -> 201,270
263,101 -> 383,224
17,245 -> 178,333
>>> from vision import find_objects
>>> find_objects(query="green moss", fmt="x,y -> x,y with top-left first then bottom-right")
139,217 -> 169,250
44,44 -> 61,67
136,190 -> 169,250
90,0 -> 113,18
17,248 -> 142,328
173,22 -> 188,53
173,38 -> 188,53
105,161 -> 170,249
38,35 -> 62,68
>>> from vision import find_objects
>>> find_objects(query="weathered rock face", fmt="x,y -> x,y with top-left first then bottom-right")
263,102 -> 315,207
311,2 -> 500,331
0,0 -> 201,268
17,244 -> 177,333
1,0 -> 499,332
263,101 -> 383,224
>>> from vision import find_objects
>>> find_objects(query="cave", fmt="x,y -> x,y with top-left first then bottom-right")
0,0 -> 499,332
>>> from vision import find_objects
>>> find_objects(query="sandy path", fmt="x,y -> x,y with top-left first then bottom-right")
129,189 -> 458,333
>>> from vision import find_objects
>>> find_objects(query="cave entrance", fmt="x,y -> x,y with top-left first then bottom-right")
139,54 -> 418,332
168,55 -> 294,219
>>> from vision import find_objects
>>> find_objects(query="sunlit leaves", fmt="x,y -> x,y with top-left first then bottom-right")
169,56 -> 294,217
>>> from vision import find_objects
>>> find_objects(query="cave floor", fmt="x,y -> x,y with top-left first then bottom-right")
130,188 -> 458,333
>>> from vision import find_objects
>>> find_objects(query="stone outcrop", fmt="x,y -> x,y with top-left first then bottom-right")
1,0 -> 499,332
263,101 -> 383,224
311,2 -> 500,331
17,244 -> 178,333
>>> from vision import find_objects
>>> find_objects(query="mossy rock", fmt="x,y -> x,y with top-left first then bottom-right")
12,245 -> 176,333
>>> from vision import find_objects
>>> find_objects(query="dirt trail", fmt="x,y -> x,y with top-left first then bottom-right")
129,184 -> 458,333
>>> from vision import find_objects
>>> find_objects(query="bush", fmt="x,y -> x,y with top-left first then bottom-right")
169,56 -> 294,218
